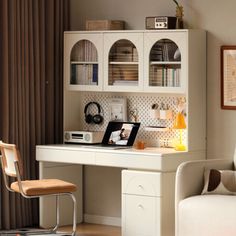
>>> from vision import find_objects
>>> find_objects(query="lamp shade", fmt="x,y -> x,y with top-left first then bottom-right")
173,112 -> 186,129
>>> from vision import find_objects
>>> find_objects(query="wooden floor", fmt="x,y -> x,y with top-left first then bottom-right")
60,223 -> 121,236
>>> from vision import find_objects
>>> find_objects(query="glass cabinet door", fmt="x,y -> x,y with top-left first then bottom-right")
64,33 -> 103,91
104,32 -> 143,92
144,32 -> 187,94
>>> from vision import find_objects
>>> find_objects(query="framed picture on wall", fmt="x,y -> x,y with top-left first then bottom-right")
221,45 -> 236,110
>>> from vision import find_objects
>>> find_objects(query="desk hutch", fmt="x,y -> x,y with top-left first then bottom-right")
36,29 -> 206,236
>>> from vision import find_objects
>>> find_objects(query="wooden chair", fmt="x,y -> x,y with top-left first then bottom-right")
0,141 -> 77,235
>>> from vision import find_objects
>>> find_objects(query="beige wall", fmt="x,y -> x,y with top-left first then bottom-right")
70,0 -> 236,218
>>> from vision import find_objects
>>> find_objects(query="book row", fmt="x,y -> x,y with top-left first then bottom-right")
71,41 -> 97,62
149,67 -> 181,87
71,64 -> 98,85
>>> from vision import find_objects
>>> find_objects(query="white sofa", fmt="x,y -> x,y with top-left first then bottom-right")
175,157 -> 236,236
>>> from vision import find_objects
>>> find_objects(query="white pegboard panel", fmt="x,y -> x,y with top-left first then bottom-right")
79,92 -> 186,147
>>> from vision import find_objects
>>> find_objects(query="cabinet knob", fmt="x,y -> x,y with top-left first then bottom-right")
138,204 -> 144,209
138,184 -> 144,189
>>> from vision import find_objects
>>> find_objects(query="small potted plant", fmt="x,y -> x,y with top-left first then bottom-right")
172,0 -> 184,29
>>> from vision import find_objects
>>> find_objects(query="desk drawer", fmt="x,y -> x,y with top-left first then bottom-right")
122,170 -> 161,197
122,194 -> 160,236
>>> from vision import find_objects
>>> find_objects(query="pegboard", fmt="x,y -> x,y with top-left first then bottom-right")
79,92 -> 187,147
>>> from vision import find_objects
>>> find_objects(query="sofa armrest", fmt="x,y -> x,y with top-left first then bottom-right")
175,159 -> 233,205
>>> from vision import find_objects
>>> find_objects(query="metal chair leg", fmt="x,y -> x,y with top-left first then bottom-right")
70,193 -> 77,236
52,195 -> 60,233
1,193 -> 76,236
52,193 -> 77,236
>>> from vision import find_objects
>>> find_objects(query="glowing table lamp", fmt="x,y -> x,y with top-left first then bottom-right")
173,112 -> 186,151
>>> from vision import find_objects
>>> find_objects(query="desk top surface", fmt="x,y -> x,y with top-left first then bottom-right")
36,144 -> 181,155
36,144 -> 205,171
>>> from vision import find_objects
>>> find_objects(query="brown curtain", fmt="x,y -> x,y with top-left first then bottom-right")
0,0 -> 70,229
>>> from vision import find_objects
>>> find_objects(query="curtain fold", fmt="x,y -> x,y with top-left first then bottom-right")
0,0 -> 70,229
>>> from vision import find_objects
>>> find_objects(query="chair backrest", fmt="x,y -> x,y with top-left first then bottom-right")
234,147 -> 236,170
0,141 -> 23,177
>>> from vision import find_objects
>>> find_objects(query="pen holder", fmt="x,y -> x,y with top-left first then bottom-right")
159,110 -> 172,120
149,109 -> 160,119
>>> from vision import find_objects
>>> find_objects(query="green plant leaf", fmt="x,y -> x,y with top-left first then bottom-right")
172,0 -> 179,7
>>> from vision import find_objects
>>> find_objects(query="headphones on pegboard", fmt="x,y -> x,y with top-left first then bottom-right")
84,102 -> 104,125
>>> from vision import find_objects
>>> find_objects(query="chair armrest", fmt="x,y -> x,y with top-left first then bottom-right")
175,158 -> 233,205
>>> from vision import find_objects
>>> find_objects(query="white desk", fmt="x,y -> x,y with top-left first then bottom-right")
36,144 -> 205,236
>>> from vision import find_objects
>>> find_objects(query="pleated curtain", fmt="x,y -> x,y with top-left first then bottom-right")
0,0 -> 69,229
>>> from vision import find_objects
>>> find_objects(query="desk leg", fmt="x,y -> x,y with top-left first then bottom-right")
39,161 -> 83,228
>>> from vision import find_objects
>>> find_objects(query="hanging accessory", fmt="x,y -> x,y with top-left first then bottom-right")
84,102 -> 104,124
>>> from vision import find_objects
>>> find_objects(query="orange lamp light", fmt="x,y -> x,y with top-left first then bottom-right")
173,112 -> 186,151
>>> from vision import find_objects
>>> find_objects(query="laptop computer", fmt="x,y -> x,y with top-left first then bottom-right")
90,121 -> 140,149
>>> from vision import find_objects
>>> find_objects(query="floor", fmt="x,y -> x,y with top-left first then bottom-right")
60,223 -> 121,236
0,223 -> 120,236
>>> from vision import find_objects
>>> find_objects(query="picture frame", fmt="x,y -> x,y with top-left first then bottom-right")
221,45 -> 236,110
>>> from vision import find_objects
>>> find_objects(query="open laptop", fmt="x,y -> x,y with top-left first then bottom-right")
91,121 -> 140,149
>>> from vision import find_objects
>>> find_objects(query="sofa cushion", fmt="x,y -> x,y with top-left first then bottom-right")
178,195 -> 236,236
202,169 -> 236,195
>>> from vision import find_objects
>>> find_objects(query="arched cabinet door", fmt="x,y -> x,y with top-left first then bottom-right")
144,31 -> 187,94
103,32 -> 143,92
64,32 -> 103,91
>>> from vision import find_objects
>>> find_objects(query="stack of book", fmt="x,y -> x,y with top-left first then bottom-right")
70,64 -> 98,85
150,39 -> 180,62
109,65 -> 138,85
109,40 -> 138,62
149,67 -> 181,87
71,40 -> 97,62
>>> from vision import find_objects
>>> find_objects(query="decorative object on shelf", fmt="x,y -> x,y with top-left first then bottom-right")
86,20 -> 125,31
160,109 -> 173,120
135,140 -> 146,149
221,45 -> 236,110
149,103 -> 160,119
173,112 -> 186,151
172,0 -> 184,29
174,97 -> 186,115
174,48 -> 181,60
108,98 -> 127,121
145,16 -> 177,30
129,108 -> 138,122
149,109 -> 160,119
159,102 -> 173,120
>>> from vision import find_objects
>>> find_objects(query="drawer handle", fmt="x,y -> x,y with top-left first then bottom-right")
138,204 -> 144,209
138,184 -> 144,189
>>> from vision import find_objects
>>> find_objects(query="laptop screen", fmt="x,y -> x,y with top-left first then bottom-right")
102,121 -> 140,146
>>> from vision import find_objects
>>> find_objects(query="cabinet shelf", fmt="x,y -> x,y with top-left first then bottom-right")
71,61 -> 98,65
150,61 -> 181,65
109,61 -> 139,65
144,126 -> 170,132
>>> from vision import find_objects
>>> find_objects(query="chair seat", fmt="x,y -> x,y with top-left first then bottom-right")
11,179 -> 77,196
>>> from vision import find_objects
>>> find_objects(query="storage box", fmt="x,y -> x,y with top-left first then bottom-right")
86,20 -> 125,31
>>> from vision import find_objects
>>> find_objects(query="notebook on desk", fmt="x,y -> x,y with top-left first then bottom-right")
92,121 -> 140,149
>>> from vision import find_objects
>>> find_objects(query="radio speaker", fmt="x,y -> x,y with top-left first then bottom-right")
146,16 -> 176,30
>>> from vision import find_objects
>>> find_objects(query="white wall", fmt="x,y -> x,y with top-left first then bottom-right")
69,0 -> 236,219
